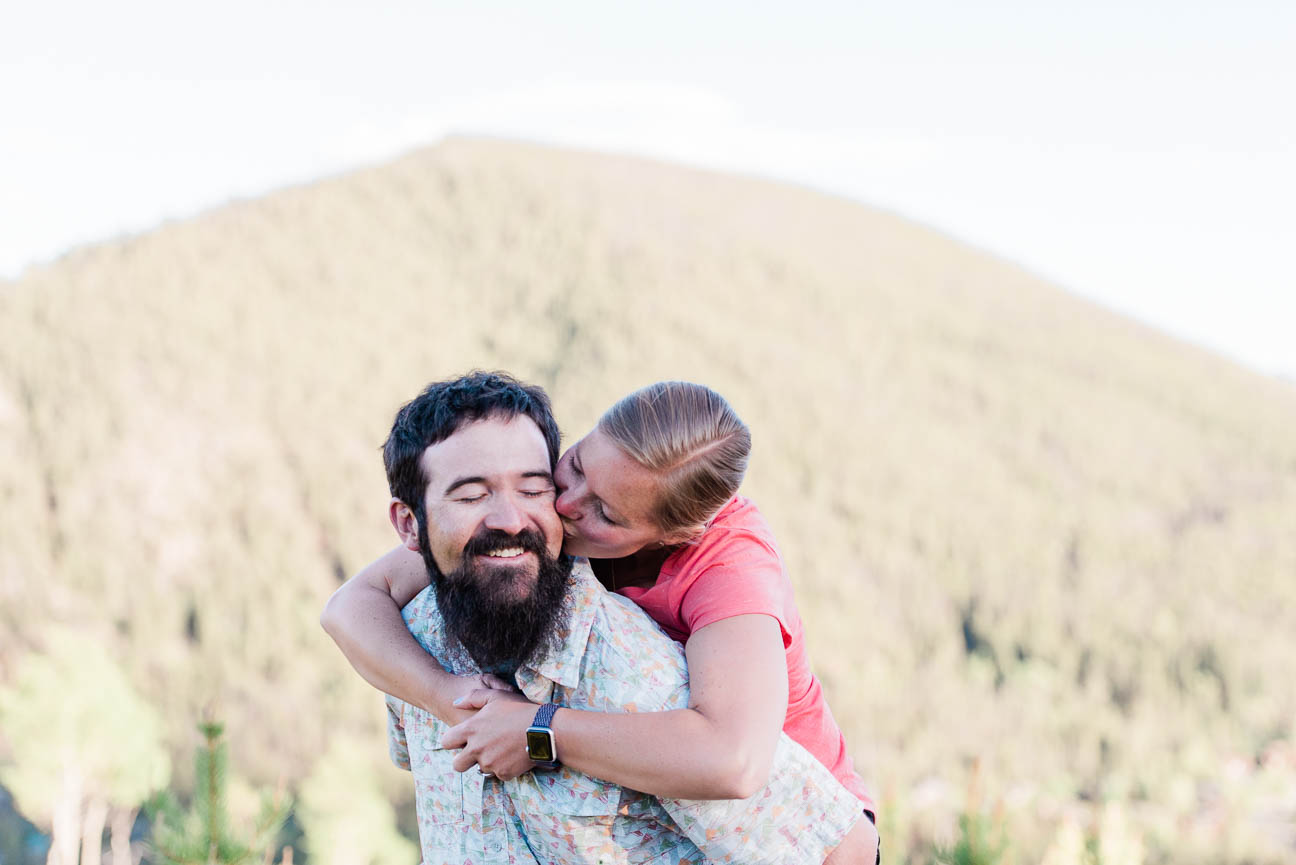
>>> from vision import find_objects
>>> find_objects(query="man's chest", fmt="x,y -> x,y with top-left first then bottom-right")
401,706 -> 700,865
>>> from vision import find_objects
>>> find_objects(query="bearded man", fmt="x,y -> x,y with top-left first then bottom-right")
375,372 -> 864,864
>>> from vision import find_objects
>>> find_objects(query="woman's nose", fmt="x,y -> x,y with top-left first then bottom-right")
554,488 -> 581,520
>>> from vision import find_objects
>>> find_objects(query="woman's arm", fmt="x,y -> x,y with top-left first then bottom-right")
320,545 -> 483,724
444,613 -> 789,799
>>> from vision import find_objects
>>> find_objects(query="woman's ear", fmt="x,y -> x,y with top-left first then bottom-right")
389,499 -> 421,552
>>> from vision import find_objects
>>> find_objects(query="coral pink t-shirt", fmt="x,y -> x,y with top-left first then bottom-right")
618,496 -> 875,809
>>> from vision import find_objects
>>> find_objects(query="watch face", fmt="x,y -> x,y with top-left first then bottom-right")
526,729 -> 555,763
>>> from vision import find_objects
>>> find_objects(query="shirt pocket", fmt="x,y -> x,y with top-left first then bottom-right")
405,711 -> 464,822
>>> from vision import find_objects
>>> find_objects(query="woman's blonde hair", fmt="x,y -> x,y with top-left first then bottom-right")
598,381 -> 751,539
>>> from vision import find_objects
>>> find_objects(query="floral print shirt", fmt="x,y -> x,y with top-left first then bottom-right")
387,560 -> 862,864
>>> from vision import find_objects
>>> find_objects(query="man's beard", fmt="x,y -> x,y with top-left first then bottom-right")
419,522 -> 572,678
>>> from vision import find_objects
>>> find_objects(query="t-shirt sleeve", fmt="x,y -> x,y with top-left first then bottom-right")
677,534 -> 793,646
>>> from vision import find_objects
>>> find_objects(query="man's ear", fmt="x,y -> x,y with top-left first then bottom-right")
389,499 -> 421,552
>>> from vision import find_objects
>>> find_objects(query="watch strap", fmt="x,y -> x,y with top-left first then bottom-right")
531,702 -> 559,729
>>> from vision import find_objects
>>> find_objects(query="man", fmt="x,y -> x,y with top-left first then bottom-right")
378,372 -> 867,863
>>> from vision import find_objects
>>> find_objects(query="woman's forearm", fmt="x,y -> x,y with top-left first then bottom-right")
320,569 -> 473,723
552,614 -> 787,799
550,705 -> 778,800
441,615 -> 789,795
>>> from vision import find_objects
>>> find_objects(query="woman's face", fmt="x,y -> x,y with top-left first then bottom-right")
553,427 -> 665,559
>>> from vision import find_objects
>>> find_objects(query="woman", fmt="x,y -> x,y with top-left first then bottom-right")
322,381 -> 877,860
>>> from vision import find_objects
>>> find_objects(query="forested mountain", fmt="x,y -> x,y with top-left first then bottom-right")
2,137 -> 1293,864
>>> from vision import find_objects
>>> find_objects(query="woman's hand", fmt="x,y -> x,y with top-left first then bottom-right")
442,673 -> 516,724
441,689 -> 542,780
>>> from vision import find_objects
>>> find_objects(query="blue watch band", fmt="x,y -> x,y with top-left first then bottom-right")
531,703 -> 559,728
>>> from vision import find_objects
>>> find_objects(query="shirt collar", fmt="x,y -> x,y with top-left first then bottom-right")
515,558 -> 600,700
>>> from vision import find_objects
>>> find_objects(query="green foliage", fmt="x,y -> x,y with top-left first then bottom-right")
929,812 -> 1009,865
297,739 -> 417,865
0,631 -> 170,824
148,723 -> 290,865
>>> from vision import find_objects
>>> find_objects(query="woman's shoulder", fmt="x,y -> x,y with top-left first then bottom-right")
695,496 -> 781,556
665,496 -> 785,583
664,496 -> 801,639
711,494 -> 766,528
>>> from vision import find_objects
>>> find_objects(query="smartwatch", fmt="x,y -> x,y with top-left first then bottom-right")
525,703 -> 561,768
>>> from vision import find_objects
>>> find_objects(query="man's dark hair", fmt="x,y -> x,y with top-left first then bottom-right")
383,371 -> 561,527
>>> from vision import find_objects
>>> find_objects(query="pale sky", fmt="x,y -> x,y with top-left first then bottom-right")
3,1 -> 1293,377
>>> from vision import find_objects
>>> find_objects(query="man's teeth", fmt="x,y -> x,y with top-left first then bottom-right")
485,547 -> 525,558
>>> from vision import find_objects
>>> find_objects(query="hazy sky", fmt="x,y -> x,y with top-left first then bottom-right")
3,1 -> 1293,377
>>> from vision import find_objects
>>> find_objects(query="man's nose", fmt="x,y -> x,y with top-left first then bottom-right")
483,494 -> 528,534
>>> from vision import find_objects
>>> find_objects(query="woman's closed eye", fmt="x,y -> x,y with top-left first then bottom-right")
594,502 -> 619,525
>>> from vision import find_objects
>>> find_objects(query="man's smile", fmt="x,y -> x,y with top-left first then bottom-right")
458,526 -> 554,568
482,547 -> 529,559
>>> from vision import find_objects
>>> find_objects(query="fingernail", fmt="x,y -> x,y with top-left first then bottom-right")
453,696 -> 464,706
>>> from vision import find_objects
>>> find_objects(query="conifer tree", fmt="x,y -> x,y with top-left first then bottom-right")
930,811 -> 1010,865
148,723 -> 290,865
930,763 -> 1009,865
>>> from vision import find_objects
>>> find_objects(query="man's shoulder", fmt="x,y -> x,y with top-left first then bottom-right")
402,583 -> 437,622
569,560 -> 675,645
399,586 -> 450,660
563,560 -> 690,709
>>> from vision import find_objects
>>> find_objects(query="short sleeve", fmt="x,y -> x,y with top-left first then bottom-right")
386,696 -> 411,771
677,534 -> 793,647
